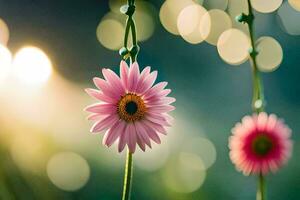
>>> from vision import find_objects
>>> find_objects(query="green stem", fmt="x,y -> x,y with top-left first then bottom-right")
257,173 -> 266,200
245,1 -> 267,200
122,0 -> 138,63
246,0 -> 265,114
121,0 -> 137,198
122,150 -> 133,200
124,18 -> 131,48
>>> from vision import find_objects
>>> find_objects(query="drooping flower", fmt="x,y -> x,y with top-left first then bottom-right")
229,112 -> 292,175
85,61 -> 175,153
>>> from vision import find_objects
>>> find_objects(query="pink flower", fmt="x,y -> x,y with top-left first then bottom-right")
85,61 -> 175,153
229,112 -> 292,175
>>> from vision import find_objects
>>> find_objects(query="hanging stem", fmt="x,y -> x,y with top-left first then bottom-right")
244,0 -> 266,199
121,1 -> 137,200
122,151 -> 133,200
257,173 -> 266,200
245,0 -> 265,114
122,0 -> 139,63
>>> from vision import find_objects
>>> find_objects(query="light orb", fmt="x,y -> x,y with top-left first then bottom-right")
47,152 -> 90,191
217,28 -> 251,65
160,0 -> 195,35
251,0 -> 283,13
13,46 -> 52,85
96,13 -> 125,50
163,153 -> 206,193
288,0 -> 300,11
200,9 -> 232,45
256,36 -> 283,72
177,4 -> 208,44
278,1 -> 300,35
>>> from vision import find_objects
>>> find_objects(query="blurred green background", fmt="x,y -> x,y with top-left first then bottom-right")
0,0 -> 299,199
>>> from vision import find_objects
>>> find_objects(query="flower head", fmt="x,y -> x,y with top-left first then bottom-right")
85,61 -> 175,153
229,112 -> 292,175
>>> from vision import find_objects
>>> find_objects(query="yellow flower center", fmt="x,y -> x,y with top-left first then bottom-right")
117,93 -> 146,122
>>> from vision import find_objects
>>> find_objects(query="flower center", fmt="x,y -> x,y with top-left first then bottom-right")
117,93 -> 146,122
125,101 -> 138,115
251,134 -> 273,156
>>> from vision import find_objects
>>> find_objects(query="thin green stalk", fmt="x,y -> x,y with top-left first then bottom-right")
257,173 -> 266,200
124,18 -> 131,48
121,2 -> 137,198
246,0 -> 265,114
122,0 -> 138,63
122,150 -> 133,200
245,1 -> 267,200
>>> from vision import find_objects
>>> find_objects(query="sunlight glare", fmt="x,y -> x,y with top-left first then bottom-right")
13,46 -> 52,85
0,44 -> 12,83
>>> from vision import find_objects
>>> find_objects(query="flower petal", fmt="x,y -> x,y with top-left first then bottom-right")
86,113 -> 104,121
118,124 -> 130,152
142,121 -> 162,144
85,103 -> 116,114
147,97 -> 176,106
136,66 -> 151,90
127,62 -> 140,92
85,88 -> 116,103
144,82 -> 168,99
137,70 -> 157,94
143,120 -> 167,135
120,61 -> 129,89
102,68 -> 125,95
93,77 -> 120,99
127,123 -> 137,153
103,121 -> 125,147
148,105 -> 175,114
135,121 -> 152,148
90,114 -> 119,133
146,113 -> 171,127
146,89 -> 172,101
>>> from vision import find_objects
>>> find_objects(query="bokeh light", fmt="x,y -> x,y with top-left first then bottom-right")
47,152 -> 90,191
251,0 -> 283,13
108,0 -> 124,13
194,0 -> 204,4
288,0 -> 300,11
182,137 -> 217,169
135,142 -> 170,172
278,1 -> 300,35
256,36 -> 283,72
200,9 -> 232,45
132,1 -> 156,42
98,1 -> 156,49
204,0 -> 228,10
0,18 -> 9,46
217,28 -> 251,65
0,44 -> 12,84
163,153 -> 206,193
160,0 -> 195,35
177,4 -> 208,44
13,46 -> 52,86
96,12 -> 125,50
10,131 -> 56,174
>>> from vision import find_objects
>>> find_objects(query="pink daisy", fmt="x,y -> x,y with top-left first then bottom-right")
229,112 -> 292,175
85,61 -> 175,153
